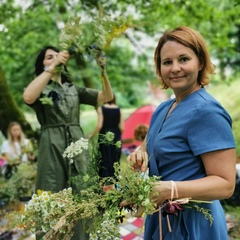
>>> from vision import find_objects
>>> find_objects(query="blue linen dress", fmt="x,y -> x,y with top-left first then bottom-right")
145,88 -> 236,240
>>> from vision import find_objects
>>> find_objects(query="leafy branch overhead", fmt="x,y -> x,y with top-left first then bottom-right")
59,11 -> 133,56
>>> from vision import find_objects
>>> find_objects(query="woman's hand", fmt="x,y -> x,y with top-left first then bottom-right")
127,149 -> 149,172
151,181 -> 172,208
96,53 -> 106,69
119,181 -> 172,217
53,50 -> 70,67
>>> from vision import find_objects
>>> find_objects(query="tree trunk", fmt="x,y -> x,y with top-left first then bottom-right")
0,65 -> 36,139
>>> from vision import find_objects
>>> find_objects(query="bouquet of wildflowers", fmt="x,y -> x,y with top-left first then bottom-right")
0,162 -> 37,206
8,132 -> 213,239
8,132 -> 159,239
59,10 -> 132,56
59,16 -> 83,54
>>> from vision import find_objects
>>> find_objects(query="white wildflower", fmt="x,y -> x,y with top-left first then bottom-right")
50,221 -> 57,229
63,138 -> 89,160
35,205 -> 41,212
108,221 -> 114,228
57,201 -> 65,208
50,201 -> 57,208
42,191 -> 49,197
42,225 -> 48,233
32,193 -> 38,200
27,204 -> 33,210
89,233 -> 98,240
101,221 -> 108,228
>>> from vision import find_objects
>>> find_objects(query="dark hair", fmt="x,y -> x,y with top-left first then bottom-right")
105,94 -> 116,104
35,46 -> 71,83
154,26 -> 215,89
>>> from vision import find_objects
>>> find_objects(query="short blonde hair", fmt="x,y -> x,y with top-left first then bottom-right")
154,26 -> 215,89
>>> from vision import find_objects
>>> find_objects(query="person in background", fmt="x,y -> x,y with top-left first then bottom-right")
89,94 -> 124,179
1,121 -> 35,179
134,124 -> 149,143
23,46 -> 113,240
123,26 -> 236,240
1,122 -> 34,164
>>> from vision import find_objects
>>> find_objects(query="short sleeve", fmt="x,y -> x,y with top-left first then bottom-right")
76,86 -> 98,106
187,101 -> 236,156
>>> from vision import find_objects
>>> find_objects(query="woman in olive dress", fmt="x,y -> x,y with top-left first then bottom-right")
23,46 -> 113,240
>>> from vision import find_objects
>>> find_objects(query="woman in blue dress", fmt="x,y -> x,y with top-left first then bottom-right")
125,26 -> 236,239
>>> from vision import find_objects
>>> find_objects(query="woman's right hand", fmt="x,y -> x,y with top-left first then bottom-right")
127,149 -> 149,172
53,50 -> 70,67
96,53 -> 106,69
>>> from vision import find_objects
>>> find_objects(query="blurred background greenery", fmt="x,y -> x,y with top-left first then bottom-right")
1,1 -> 240,156
0,1 -> 240,237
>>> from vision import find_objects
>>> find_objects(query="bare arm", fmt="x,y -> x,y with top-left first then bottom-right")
127,144 -> 236,206
89,107 -> 103,139
177,148 -> 236,200
152,148 -> 236,206
95,55 -> 113,103
23,71 -> 54,104
23,51 -> 70,104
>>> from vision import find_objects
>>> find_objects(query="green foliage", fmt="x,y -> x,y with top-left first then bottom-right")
8,135 -> 160,239
0,0 -> 240,109
192,204 -> 214,226
0,162 -> 37,205
0,0 -> 240,126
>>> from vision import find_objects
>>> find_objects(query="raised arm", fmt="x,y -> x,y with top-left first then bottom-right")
23,51 -> 70,104
95,55 -> 113,103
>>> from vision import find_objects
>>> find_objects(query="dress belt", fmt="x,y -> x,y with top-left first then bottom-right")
41,123 -> 80,130
41,123 -> 80,146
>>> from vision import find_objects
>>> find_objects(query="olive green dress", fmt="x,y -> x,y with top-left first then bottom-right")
29,80 -> 98,239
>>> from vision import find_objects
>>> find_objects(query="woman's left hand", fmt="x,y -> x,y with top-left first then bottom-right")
96,53 -> 106,69
151,181 -> 172,207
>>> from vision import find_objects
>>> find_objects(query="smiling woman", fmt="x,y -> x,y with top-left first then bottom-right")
125,26 -> 236,240
160,41 -> 202,93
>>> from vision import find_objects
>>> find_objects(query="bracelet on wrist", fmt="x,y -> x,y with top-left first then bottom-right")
44,66 -> 54,74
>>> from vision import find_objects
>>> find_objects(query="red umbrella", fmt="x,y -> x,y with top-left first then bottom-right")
122,104 -> 156,150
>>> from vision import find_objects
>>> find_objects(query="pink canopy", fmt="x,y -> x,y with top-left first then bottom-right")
122,104 -> 156,150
